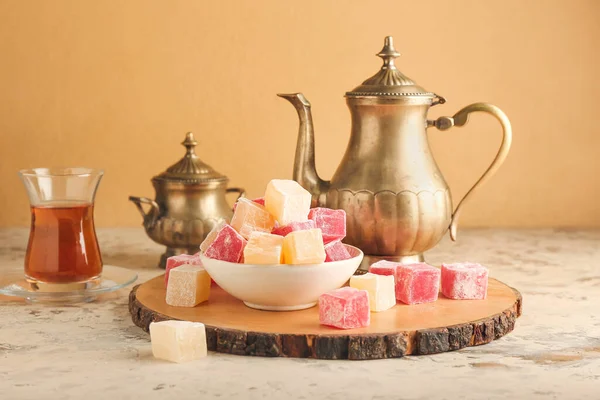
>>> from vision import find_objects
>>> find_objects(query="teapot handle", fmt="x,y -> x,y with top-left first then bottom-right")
226,187 -> 246,204
128,196 -> 159,227
430,102 -> 512,241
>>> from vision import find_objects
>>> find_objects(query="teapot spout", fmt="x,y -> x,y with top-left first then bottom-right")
278,93 -> 329,206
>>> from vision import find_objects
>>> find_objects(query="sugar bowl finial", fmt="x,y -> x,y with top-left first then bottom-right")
377,36 -> 401,69
182,132 -> 198,155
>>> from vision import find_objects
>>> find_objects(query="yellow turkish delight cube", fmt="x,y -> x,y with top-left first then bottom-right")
264,179 -> 312,225
243,232 -> 284,264
283,228 -> 326,265
165,265 -> 211,307
150,321 -> 207,363
349,272 -> 396,312
230,197 -> 276,239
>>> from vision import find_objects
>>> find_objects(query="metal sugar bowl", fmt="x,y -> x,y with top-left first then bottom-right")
279,36 -> 512,270
129,132 -> 244,268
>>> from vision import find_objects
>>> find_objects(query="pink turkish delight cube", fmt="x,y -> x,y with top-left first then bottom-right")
164,253 -> 203,287
308,208 -> 346,244
232,197 -> 265,211
324,241 -> 352,262
319,287 -> 370,329
202,224 -> 247,263
272,220 -> 316,237
441,262 -> 489,300
369,260 -> 399,277
395,263 -> 440,305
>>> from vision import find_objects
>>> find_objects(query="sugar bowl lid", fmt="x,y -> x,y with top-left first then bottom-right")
153,132 -> 228,183
346,36 -> 434,98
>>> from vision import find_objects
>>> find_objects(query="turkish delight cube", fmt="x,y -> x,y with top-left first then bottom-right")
368,260 -> 399,277
243,232 -> 284,264
230,197 -> 275,239
264,179 -> 312,225
441,262 -> 489,300
308,207 -> 346,243
350,273 -> 395,312
232,197 -> 265,211
165,265 -> 211,307
324,240 -> 352,262
199,220 -> 226,253
282,228 -> 326,265
319,287 -> 370,329
272,220 -> 316,237
395,263 -> 440,305
202,223 -> 247,263
150,321 -> 207,363
164,253 -> 203,287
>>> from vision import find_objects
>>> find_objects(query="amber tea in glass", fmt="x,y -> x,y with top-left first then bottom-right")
19,168 -> 104,285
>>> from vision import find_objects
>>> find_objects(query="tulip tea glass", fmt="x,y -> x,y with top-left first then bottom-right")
19,168 -> 104,287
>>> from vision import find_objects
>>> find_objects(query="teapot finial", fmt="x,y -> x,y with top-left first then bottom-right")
347,35 -> 426,93
377,36 -> 401,70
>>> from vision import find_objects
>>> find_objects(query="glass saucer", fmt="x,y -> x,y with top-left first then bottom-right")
0,265 -> 138,304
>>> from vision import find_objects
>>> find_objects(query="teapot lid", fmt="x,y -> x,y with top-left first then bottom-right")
154,132 -> 228,183
346,36 -> 434,98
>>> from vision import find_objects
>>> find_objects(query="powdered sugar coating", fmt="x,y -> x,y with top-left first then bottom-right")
204,224 -> 247,263
395,263 -> 440,305
164,253 -> 203,287
441,262 -> 489,300
165,265 -> 211,307
324,240 -> 351,262
369,260 -> 399,276
150,321 -> 207,363
264,179 -> 312,225
318,287 -> 370,329
200,220 -> 226,253
232,197 -> 265,212
282,228 -> 326,265
308,208 -> 346,244
272,220 -> 316,237
230,197 -> 276,239
243,232 -> 284,264
349,273 -> 395,312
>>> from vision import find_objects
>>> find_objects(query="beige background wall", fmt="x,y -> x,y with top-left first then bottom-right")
0,0 -> 598,228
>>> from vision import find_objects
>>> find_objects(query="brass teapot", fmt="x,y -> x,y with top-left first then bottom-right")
279,36 -> 512,269
129,132 -> 244,268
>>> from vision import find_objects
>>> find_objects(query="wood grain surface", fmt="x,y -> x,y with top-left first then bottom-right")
129,276 -> 522,360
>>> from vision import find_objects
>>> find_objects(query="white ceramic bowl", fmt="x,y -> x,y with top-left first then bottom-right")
200,245 -> 363,311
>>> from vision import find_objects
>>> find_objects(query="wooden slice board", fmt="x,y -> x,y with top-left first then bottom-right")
129,275 -> 522,360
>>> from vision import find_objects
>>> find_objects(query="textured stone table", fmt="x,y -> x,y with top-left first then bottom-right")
1,228 -> 599,400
